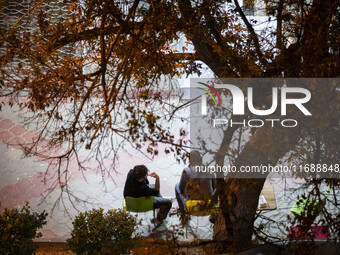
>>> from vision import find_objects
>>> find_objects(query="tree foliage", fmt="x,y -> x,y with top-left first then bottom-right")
0,202 -> 48,255
67,208 -> 140,255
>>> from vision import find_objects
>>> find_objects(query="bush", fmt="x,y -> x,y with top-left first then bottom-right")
67,208 -> 141,255
0,202 -> 48,255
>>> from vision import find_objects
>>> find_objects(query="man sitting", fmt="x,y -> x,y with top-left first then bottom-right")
123,165 -> 172,225
175,151 -> 216,222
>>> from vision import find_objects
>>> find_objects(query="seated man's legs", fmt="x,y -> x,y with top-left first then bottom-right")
175,183 -> 187,213
154,196 -> 172,221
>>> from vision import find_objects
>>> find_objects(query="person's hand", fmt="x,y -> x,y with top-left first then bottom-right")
149,172 -> 159,179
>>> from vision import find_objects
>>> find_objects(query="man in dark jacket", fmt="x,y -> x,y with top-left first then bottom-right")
123,165 -> 172,224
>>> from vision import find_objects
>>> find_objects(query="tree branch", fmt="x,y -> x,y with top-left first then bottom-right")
233,0 -> 267,65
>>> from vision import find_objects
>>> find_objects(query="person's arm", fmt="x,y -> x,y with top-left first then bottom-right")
149,172 -> 160,191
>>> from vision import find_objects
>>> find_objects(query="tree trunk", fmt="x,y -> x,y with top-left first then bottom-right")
213,178 -> 266,253
212,127 -> 300,253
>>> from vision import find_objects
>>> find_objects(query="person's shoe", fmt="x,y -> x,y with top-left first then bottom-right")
151,218 -> 164,228
209,214 -> 216,224
180,214 -> 190,226
169,207 -> 178,216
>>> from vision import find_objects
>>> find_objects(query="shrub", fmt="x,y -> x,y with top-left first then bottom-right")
67,208 -> 141,255
0,202 -> 48,255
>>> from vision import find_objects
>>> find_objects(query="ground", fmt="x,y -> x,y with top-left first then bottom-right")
35,240 -> 209,255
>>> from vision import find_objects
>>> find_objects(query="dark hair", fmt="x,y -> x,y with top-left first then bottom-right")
189,150 -> 202,166
132,165 -> 148,180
